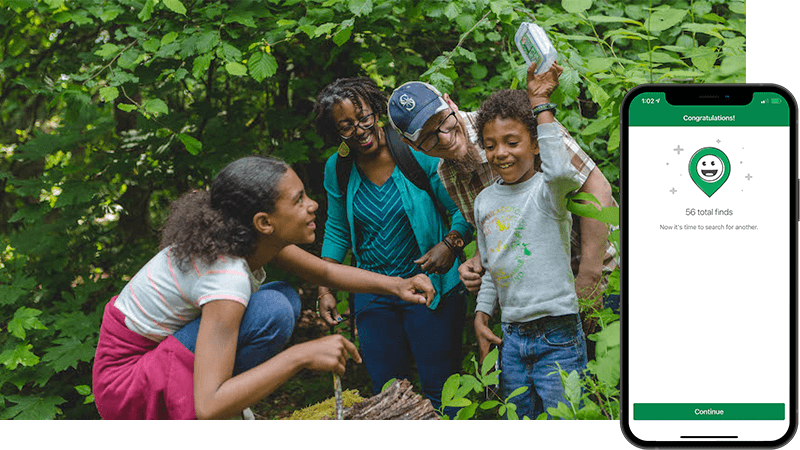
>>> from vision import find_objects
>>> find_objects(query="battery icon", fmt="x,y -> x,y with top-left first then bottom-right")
771,98 -> 782,104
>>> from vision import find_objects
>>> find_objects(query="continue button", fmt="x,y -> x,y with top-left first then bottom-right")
634,403 -> 785,420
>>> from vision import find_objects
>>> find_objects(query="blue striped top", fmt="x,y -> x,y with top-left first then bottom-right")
352,174 -> 422,278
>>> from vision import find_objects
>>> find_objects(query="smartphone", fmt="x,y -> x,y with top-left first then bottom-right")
620,84 -> 797,447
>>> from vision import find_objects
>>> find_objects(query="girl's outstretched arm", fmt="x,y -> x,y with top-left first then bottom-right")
274,245 -> 435,306
192,299 -> 360,419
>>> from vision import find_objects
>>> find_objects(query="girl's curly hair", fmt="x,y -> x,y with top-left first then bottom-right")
159,156 -> 289,270
475,89 -> 542,171
312,77 -> 387,146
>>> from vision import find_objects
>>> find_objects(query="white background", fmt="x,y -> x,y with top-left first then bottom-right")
8,1 -> 800,449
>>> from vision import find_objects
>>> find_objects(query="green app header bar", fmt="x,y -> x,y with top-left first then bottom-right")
628,92 -> 790,126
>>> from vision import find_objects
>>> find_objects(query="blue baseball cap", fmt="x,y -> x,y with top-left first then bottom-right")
387,81 -> 449,142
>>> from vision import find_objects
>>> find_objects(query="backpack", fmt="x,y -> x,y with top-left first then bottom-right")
335,126 -> 450,226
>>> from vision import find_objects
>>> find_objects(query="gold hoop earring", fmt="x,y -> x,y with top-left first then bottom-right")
337,141 -> 350,158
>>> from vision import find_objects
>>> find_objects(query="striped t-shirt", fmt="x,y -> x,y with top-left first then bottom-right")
353,175 -> 422,278
114,246 -> 266,342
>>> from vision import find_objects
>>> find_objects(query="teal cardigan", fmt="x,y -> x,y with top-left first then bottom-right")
320,148 -> 472,309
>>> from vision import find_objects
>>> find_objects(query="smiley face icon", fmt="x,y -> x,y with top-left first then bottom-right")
688,147 -> 730,197
696,154 -> 724,182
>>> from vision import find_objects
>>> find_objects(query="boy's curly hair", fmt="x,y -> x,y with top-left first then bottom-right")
475,89 -> 542,171
159,156 -> 289,270
312,77 -> 388,146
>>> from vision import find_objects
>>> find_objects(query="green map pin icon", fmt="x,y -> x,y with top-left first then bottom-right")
689,147 -> 730,197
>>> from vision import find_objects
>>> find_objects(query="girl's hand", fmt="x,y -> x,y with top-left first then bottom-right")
317,292 -> 342,327
414,241 -> 456,275
392,273 -> 436,306
297,334 -> 361,375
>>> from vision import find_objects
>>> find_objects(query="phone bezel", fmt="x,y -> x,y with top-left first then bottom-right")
619,84 -> 798,448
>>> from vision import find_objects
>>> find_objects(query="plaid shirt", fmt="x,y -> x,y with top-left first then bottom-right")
438,111 -> 618,279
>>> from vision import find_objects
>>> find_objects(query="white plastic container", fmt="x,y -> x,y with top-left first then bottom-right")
514,22 -> 557,74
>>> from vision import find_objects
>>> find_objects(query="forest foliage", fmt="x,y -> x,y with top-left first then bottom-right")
0,0 -> 744,419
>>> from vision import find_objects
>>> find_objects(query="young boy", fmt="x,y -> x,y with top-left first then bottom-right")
473,63 -> 588,419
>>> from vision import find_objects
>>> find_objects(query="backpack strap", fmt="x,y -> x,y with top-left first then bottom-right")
383,126 -> 450,227
335,153 -> 353,198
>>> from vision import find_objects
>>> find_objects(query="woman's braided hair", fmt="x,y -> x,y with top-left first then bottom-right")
312,77 -> 387,146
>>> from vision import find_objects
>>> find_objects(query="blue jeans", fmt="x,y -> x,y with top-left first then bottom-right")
173,281 -> 301,376
354,287 -> 466,414
500,314 -> 587,420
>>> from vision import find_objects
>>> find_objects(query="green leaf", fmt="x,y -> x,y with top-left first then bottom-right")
138,0 -> 155,21
481,347 -> 498,377
690,49 -> 718,72
444,3 -> 460,20
564,370 -> 581,405
0,395 -> 65,420
381,378 -> 397,392
224,11 -> 256,27
681,23 -> 725,39
506,386 -> 528,400
225,61 -> 248,76
117,103 -> 136,113
562,0 -> 592,14
163,0 -> 187,15
480,400 -> 501,410
220,43 -> 243,62
75,385 -> 91,396
608,124 -> 620,151
142,38 -> 160,53
455,402 -> 478,420
559,67 -> 580,99
248,52 -> 278,82
644,7 -> 687,33
729,1 -> 745,15
469,63 -> 488,80
193,53 -> 214,79
444,397 -> 473,408
587,81 -> 610,107
441,374 -> 460,403
584,57 -> 615,73
178,133 -> 202,155
42,337 -> 96,372
314,22 -> 337,37
161,32 -> 179,46
719,54 -> 745,77
95,43 -> 120,59
586,15 -> 640,25
0,343 -> 40,370
143,98 -> 169,115
8,307 -> 46,340
581,116 -> 615,136
195,31 -> 219,54
348,0 -> 373,16
99,86 -> 118,103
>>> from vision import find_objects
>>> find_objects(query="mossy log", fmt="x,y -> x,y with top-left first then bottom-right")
287,379 -> 440,420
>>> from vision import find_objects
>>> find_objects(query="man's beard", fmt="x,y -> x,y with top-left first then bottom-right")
451,141 -> 483,174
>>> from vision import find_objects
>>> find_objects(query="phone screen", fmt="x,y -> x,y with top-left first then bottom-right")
621,85 -> 797,446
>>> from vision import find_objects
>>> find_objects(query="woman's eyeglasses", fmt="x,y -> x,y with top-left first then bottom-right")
338,112 -> 376,139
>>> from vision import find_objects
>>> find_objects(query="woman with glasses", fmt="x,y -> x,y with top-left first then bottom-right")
311,77 -> 471,414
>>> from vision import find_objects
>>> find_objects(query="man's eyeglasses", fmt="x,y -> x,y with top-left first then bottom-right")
338,112 -> 376,139
417,111 -> 458,152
